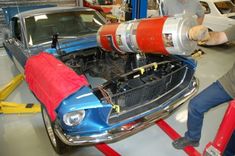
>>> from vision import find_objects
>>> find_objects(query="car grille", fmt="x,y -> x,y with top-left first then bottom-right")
108,65 -> 194,124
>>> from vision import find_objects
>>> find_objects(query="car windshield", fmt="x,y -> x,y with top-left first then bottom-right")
25,10 -> 105,46
214,1 -> 235,14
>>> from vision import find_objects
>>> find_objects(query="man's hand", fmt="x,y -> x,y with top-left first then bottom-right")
188,25 -> 210,43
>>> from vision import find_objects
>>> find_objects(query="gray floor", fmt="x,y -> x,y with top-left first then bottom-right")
0,45 -> 234,156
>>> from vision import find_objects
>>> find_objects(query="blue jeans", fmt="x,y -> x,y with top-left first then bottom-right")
185,81 -> 232,141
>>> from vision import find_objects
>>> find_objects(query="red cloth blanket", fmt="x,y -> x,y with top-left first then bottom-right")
25,52 -> 89,121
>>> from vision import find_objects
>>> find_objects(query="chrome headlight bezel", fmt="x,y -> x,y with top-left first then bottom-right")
63,110 -> 85,126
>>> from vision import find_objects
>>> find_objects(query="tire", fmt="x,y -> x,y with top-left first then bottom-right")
41,105 -> 69,154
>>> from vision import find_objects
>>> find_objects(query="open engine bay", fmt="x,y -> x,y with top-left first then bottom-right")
60,47 -> 194,123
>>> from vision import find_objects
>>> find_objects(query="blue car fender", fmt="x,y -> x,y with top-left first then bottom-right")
56,86 -> 112,134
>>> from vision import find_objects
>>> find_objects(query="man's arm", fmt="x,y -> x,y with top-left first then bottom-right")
196,0 -> 205,25
197,15 -> 204,25
188,25 -> 229,45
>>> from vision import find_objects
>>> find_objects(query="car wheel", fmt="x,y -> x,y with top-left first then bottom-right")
41,105 -> 69,154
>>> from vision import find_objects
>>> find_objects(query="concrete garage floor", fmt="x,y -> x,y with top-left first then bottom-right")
0,45 -> 234,156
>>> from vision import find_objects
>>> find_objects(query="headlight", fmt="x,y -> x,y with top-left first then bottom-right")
63,110 -> 85,126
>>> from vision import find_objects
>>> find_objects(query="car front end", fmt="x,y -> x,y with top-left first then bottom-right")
53,56 -> 198,146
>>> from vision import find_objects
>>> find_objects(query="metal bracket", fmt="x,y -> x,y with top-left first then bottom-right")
204,145 -> 221,156
191,49 -> 205,59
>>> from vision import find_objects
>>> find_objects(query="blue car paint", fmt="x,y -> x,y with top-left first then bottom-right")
44,34 -> 97,55
56,86 -> 112,133
175,55 -> 197,70
57,87 -> 104,112
66,107 -> 112,134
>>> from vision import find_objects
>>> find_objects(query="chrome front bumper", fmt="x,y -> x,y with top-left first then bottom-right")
54,78 -> 199,146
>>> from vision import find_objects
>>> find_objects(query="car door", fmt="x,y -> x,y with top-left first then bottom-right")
4,17 -> 29,72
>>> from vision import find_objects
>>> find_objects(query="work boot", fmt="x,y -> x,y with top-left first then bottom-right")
172,137 -> 199,149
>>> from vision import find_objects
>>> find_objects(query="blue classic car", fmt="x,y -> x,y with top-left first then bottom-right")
3,6 -> 198,154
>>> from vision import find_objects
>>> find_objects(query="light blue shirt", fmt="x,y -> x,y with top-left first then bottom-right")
162,0 -> 204,18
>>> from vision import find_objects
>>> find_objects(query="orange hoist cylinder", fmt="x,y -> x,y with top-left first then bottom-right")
97,16 -> 197,56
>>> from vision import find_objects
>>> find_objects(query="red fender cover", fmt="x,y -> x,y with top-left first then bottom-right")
25,52 -> 89,121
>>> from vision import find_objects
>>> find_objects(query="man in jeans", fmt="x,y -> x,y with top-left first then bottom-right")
172,25 -> 235,149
